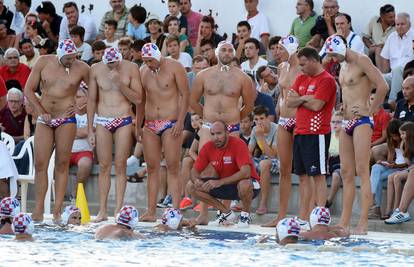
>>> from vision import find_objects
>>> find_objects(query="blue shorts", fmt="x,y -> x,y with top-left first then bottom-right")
204,178 -> 261,200
342,116 -> 373,136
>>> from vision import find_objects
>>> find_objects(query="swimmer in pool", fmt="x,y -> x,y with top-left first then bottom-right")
95,205 -> 144,240
88,47 -> 142,222
0,197 -> 20,234
61,205 -> 82,226
154,208 -> 197,232
12,213 -> 34,241
300,207 -> 349,240
276,217 -> 300,245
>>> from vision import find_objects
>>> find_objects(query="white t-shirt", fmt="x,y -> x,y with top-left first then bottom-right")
59,14 -> 97,42
167,52 -> 193,70
381,29 -> 414,70
241,57 -> 268,88
247,12 -> 270,40
103,39 -> 119,48
72,113 -> 93,153
77,42 -> 93,62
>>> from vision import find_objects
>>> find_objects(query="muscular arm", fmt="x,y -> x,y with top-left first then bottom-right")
119,64 -> 142,105
360,56 -> 389,114
87,67 -> 98,133
23,116 -> 30,140
135,88 -> 146,133
189,73 -> 204,118
240,75 -> 256,120
24,57 -> 47,115
219,165 -> 251,186
174,62 -> 190,123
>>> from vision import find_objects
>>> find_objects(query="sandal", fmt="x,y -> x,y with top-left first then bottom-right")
127,173 -> 144,183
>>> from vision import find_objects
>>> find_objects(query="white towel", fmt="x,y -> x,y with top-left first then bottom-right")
0,141 -> 18,197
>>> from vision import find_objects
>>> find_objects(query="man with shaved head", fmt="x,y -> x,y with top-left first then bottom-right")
394,77 -> 414,122
187,121 -> 261,227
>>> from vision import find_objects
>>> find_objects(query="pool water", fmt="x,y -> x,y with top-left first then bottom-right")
2,221 -> 414,266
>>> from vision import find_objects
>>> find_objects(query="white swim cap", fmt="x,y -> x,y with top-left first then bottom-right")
61,205 -> 81,225
215,40 -> 236,58
279,35 -> 299,56
161,208 -> 183,230
56,39 -> 77,61
12,213 -> 34,235
276,218 -> 300,241
324,35 -> 347,58
310,207 -> 331,228
141,43 -> 161,62
102,47 -> 123,64
0,197 -> 20,217
116,205 -> 139,229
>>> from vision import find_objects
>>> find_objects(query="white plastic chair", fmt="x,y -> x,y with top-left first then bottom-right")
12,136 -> 54,214
1,132 -> 15,155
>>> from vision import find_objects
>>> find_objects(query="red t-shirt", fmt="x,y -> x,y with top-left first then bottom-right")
0,76 -> 6,97
194,136 -> 260,181
292,70 -> 336,135
0,63 -> 31,88
372,108 -> 391,142
185,11 -> 202,47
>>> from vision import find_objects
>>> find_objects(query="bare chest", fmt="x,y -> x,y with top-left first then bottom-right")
40,65 -> 81,95
204,75 -> 242,98
143,71 -> 176,96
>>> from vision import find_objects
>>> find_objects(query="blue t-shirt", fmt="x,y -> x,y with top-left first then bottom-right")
127,23 -> 149,40
254,92 -> 276,116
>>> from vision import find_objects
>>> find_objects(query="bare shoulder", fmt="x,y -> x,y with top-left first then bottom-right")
33,55 -> 54,69
76,59 -> 90,71
356,53 -> 374,68
90,61 -> 103,74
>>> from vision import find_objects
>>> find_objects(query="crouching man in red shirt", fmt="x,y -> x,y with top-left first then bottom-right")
187,121 -> 261,228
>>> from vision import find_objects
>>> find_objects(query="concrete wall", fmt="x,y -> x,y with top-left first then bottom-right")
4,0 -> 414,38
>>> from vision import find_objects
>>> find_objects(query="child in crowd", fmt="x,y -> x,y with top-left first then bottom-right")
131,39 -> 146,67
0,197 -> 20,234
164,15 -> 193,57
69,26 -> 93,62
118,37 -> 132,61
103,20 -> 119,48
127,5 -> 149,40
239,113 -> 253,145
166,0 -> 187,35
166,35 -> 192,72
87,40 -> 106,65
369,119 -> 404,219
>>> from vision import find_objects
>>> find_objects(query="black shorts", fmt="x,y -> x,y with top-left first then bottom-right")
204,178 -> 261,200
293,133 -> 331,176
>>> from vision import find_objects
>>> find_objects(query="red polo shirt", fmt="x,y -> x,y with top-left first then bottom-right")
0,63 -> 31,88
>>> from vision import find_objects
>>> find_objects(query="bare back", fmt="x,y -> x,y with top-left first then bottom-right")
141,58 -> 183,120
92,61 -> 135,117
36,55 -> 89,117
339,59 -> 372,120
278,62 -> 302,118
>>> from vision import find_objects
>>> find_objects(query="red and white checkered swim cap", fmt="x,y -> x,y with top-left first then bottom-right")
57,39 -> 78,61
279,35 -> 299,56
141,43 -> 161,62
102,47 -> 123,64
12,213 -> 34,235
116,205 -> 139,229
324,35 -> 346,58
276,218 -> 300,241
0,197 -> 20,217
310,206 -> 331,228
161,208 -> 183,230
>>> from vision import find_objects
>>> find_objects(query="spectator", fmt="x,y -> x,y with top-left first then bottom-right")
240,114 -> 253,145
244,0 -> 270,49
381,13 -> 414,103
199,38 -> 217,66
187,121 -> 261,227
166,0 -> 187,36
0,1 -> 14,34
103,20 -> 119,48
87,40 -> 106,65
69,26 -> 93,62
18,38 -> 39,68
15,12 -> 38,41
249,105 -> 279,215
0,48 -> 30,87
369,119 -> 404,219
362,4 -> 395,71
131,39 -> 145,67
23,20 -> 47,47
164,15 -> 193,57
195,16 -> 223,55
118,37 -> 132,61
254,88 -> 276,122
290,0 -> 317,48
394,75 -> 414,122
166,35 -> 192,72
0,20 -> 17,50
241,38 -> 268,88
234,20 -> 266,62
334,13 -> 365,54
385,122 -> 414,224
267,36 -> 281,68
36,1 -> 62,44
256,65 -> 279,105
0,88 -> 25,143
187,55 -> 209,89
69,86 -> 93,200
10,0 -> 31,35
309,0 -> 339,49
37,38 -> 54,55
98,0 -> 129,40
127,4 -> 148,41
144,14 -> 167,56
371,89 -> 391,147
59,2 -> 97,42
180,0 -> 202,47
